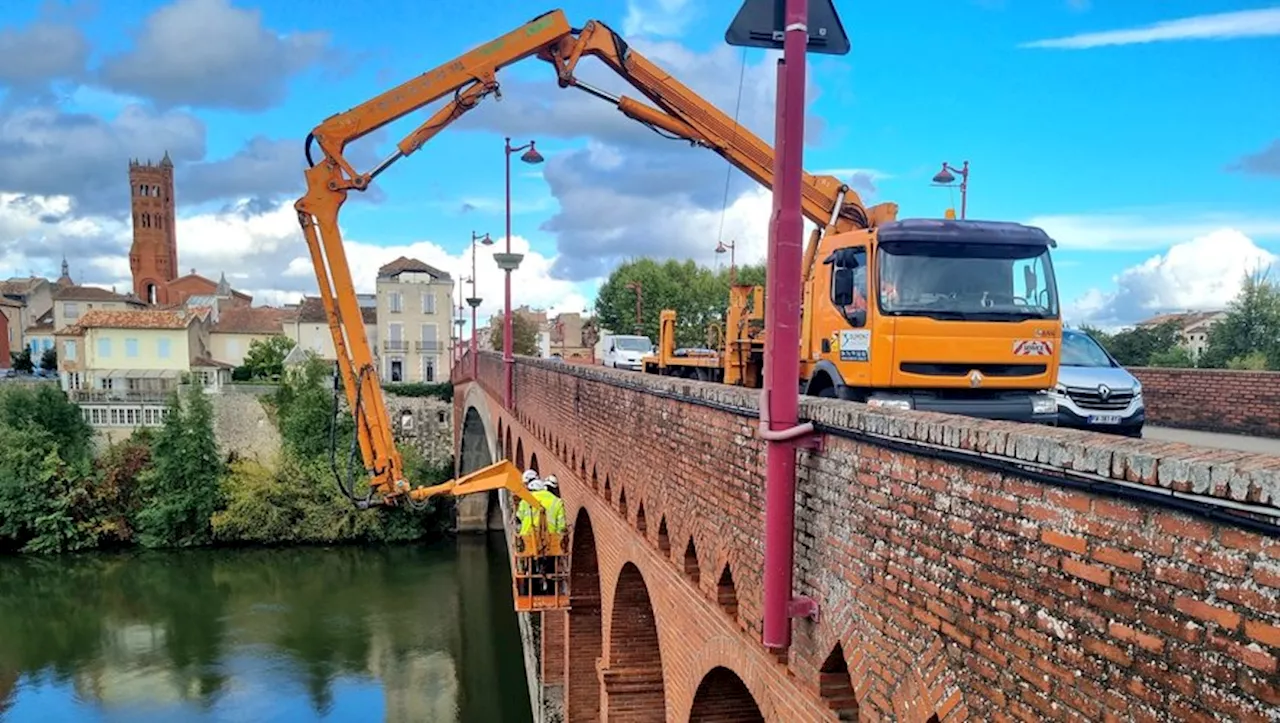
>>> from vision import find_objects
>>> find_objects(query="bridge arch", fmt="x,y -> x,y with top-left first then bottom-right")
567,507 -> 602,721
605,562 -> 666,720
688,666 -> 764,723
457,399 -> 501,530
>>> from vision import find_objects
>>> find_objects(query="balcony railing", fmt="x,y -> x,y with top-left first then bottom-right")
384,340 -> 410,353
70,390 -> 174,404
416,341 -> 445,353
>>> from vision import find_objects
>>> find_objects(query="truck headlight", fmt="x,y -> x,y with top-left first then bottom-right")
1133,382 -> 1142,397
1032,394 -> 1057,415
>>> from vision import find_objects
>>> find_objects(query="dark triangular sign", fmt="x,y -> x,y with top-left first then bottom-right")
725,0 -> 850,55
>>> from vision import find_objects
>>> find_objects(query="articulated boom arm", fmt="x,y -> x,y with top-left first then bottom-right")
295,8 -> 893,499
407,459 -> 542,510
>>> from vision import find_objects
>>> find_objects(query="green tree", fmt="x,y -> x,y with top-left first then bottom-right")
0,384 -> 94,467
1147,345 -> 1194,368
594,258 -> 767,348
243,335 -> 296,379
274,355 -> 351,461
489,313 -> 540,356
1090,320 -> 1182,367
1200,268 -> 1280,370
135,384 -> 224,548
9,348 -> 33,373
39,347 -> 56,372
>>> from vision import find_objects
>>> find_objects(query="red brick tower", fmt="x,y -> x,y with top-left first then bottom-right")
128,152 -> 179,305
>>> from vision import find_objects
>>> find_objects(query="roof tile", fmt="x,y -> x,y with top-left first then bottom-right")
211,306 -> 289,335
377,256 -> 451,280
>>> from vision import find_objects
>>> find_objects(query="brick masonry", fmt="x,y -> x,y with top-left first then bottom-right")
456,352 -> 1280,722
1132,367 -> 1280,438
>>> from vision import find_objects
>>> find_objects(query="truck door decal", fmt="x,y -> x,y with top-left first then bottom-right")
840,330 -> 871,361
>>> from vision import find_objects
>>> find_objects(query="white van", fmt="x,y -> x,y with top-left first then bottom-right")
602,335 -> 653,371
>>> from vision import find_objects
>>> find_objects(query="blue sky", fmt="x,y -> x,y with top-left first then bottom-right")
0,0 -> 1277,329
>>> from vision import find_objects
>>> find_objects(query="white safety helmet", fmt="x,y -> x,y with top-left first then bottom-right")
543,474 -> 558,488
522,469 -> 538,485
528,480 -> 548,492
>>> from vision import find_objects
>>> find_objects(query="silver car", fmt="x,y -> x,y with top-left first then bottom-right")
1051,329 -> 1146,437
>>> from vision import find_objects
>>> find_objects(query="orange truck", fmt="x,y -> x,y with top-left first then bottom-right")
643,215 -> 1064,424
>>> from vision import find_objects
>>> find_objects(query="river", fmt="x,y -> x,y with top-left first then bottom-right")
0,534 -> 534,723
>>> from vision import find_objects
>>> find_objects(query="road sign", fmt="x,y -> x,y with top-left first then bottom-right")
725,0 -> 851,55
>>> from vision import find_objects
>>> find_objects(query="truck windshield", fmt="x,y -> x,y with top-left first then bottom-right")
877,241 -> 1059,321
614,337 -> 652,352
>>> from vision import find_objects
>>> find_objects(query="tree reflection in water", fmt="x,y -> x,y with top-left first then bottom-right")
0,537 -> 532,723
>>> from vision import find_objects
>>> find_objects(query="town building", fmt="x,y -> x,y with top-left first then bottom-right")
1136,310 -> 1227,362
375,257 -> 454,383
2,274 -> 55,355
55,307 -> 232,428
282,295 -> 378,363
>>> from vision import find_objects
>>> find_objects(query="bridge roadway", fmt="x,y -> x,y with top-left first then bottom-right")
451,351 -> 1280,723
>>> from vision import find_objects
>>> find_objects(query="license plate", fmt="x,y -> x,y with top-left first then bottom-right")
1087,414 -> 1122,425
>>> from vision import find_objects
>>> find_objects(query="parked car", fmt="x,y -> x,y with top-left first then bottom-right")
1051,329 -> 1145,437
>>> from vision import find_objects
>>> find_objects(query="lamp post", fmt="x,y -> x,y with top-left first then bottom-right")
932,160 -> 970,220
715,239 -> 737,284
456,275 -> 470,365
468,231 -> 493,377
495,137 -> 544,409
624,280 -> 643,335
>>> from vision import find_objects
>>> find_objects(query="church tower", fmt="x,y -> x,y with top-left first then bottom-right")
128,152 -> 179,305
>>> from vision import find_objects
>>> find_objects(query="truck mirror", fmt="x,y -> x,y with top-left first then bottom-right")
848,309 -> 866,327
832,266 -> 854,306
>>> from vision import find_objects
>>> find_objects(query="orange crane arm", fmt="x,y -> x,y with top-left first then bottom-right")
294,8 -> 892,501
407,459 -> 542,510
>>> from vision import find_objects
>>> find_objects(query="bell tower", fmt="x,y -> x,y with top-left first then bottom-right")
128,151 -> 179,305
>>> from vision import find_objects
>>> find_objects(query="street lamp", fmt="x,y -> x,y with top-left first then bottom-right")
715,239 -> 737,284
932,160 -> 970,220
456,275 -> 471,365
468,231 -> 493,377
496,137 -> 544,409
624,280 -> 643,335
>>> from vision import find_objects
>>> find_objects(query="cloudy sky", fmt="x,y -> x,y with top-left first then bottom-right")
0,0 -> 1277,331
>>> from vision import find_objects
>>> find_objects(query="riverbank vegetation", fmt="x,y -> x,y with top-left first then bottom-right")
0,356 -> 453,554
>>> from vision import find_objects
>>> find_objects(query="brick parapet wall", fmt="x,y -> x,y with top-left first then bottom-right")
468,352 -> 1280,720
1132,367 -> 1280,438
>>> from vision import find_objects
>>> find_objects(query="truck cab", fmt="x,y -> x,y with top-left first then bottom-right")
803,218 -> 1062,424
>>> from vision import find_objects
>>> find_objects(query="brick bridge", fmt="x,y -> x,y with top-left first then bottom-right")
450,351 -> 1280,722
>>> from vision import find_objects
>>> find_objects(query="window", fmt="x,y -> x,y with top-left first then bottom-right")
125,338 -> 139,357
424,359 -> 435,382
158,338 -> 171,359
420,323 -> 437,351
877,240 -> 1059,320
422,292 -> 436,314
97,337 -> 112,358
64,302 -> 79,319
828,246 -> 869,328
100,377 -> 113,390
389,292 -> 403,313
64,340 -> 77,361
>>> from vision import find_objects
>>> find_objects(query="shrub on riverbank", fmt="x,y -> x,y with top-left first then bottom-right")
0,362 -> 453,554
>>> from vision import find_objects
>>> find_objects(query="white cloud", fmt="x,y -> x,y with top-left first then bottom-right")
1026,211 -> 1280,251
622,0 -> 697,38
0,193 -> 594,329
1066,228 -> 1277,327
1021,8 -> 1280,49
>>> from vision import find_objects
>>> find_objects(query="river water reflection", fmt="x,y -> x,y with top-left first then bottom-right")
0,534 -> 533,722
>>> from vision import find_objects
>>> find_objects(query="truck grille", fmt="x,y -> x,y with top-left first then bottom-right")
899,362 -> 1047,377
1065,385 -> 1133,411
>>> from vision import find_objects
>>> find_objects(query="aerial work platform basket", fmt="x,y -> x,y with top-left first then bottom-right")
512,525 -> 571,612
